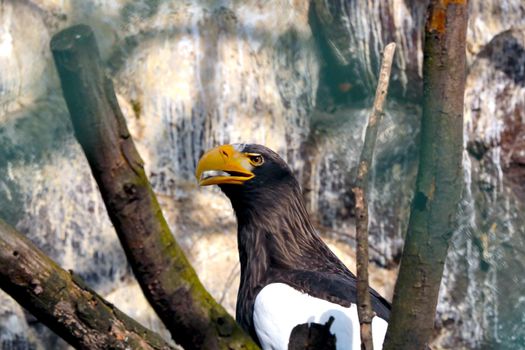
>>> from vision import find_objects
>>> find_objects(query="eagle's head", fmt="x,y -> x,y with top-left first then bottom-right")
195,143 -> 322,276
195,144 -> 298,215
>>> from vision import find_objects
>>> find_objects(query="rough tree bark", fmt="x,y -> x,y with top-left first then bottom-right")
0,219 -> 175,350
383,1 -> 468,349
352,42 -> 396,350
50,25 -> 257,350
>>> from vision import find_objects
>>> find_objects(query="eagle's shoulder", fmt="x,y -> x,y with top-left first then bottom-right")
267,269 -> 391,321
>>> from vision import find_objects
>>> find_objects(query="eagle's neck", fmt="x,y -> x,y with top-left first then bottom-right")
221,179 -> 352,336
225,180 -> 342,286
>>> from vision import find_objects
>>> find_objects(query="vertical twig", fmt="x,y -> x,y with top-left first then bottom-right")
352,42 -> 396,350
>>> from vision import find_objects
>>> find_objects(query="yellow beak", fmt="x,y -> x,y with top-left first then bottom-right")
195,145 -> 255,186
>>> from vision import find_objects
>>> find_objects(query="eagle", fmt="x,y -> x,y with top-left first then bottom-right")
196,144 -> 390,349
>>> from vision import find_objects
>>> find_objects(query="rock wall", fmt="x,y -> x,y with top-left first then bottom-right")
0,1 -> 524,349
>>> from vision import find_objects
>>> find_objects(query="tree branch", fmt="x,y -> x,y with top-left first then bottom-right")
50,25 -> 257,350
383,1 -> 468,349
352,42 -> 396,350
0,219 -> 175,350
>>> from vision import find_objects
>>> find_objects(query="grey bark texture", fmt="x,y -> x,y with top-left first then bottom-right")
383,1 -> 468,349
0,219 -> 175,350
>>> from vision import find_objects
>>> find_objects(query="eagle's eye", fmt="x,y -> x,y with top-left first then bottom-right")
247,154 -> 264,166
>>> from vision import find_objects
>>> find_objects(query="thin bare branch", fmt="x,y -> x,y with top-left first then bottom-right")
352,42 -> 396,350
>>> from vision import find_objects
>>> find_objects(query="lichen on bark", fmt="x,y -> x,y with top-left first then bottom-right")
0,219 -> 175,350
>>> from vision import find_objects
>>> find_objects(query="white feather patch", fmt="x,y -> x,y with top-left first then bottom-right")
253,283 -> 388,350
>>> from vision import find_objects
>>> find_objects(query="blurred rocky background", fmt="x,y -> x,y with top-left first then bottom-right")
0,0 -> 524,349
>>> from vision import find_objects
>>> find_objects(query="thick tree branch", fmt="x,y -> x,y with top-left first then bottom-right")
0,219 -> 175,350
50,25 -> 257,350
352,42 -> 396,350
383,1 -> 468,349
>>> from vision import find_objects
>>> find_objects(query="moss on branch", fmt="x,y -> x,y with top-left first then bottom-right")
50,24 -> 257,350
